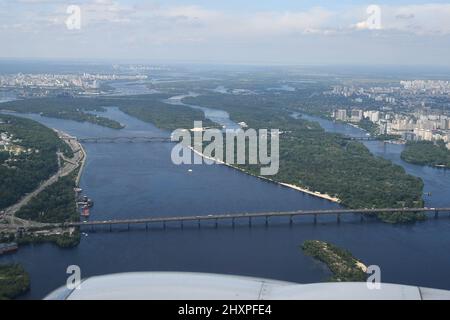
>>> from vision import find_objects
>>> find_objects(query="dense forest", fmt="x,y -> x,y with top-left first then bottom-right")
118,99 -> 216,131
16,174 -> 79,223
185,94 -> 424,223
0,264 -> 30,300
1,97 -> 124,129
0,94 -> 215,131
302,240 -> 367,282
401,141 -> 450,168
0,115 -> 71,210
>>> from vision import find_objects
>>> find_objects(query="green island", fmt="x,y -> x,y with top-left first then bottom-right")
0,264 -> 30,300
1,97 -> 124,129
0,95 -> 216,131
116,96 -> 217,130
401,141 -> 450,169
302,240 -> 367,282
184,94 -> 425,223
0,115 -> 72,210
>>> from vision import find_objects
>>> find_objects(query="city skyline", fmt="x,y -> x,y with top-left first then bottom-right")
1,0 -> 450,65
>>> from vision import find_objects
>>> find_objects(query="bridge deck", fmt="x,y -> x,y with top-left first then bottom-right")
57,207 -> 450,228
78,136 -> 173,143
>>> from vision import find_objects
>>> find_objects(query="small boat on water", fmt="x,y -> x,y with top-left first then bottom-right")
81,205 -> 90,218
0,242 -> 18,255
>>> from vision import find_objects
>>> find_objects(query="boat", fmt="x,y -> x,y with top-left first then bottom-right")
78,195 -> 94,208
81,206 -> 90,218
0,242 -> 18,255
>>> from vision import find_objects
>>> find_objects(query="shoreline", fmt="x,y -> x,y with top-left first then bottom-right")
53,129 -> 87,187
189,147 -> 341,203
75,141 -> 87,187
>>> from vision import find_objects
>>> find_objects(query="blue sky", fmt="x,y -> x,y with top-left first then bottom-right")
1,0 -> 450,65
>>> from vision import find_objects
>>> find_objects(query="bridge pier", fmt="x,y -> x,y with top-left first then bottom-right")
313,214 -> 317,224
289,215 -> 293,225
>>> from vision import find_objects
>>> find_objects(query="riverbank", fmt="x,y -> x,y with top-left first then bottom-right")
53,129 -> 87,187
401,141 -> 450,169
189,147 -> 341,203
1,127 -> 83,249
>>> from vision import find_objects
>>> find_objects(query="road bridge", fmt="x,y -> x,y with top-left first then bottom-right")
78,136 -> 172,143
47,207 -> 450,231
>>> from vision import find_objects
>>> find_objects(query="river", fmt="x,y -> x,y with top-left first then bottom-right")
1,98 -> 450,300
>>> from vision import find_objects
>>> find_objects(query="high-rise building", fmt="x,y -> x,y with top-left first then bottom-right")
335,109 -> 347,121
350,109 -> 363,122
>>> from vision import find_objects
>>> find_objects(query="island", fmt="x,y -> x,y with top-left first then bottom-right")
1,93 -> 427,225
301,240 -> 367,282
184,93 -> 425,223
401,141 -> 450,169
0,264 -> 30,300
1,97 -> 124,129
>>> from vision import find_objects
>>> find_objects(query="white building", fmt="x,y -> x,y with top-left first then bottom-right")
335,109 -> 347,121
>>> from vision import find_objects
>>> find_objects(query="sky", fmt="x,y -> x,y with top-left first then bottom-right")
1,0 -> 450,66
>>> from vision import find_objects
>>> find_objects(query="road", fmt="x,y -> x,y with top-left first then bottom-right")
0,130 -> 85,230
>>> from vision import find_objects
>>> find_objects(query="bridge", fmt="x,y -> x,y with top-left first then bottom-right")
77,136 -> 173,143
44,207 -> 450,232
342,136 -> 378,141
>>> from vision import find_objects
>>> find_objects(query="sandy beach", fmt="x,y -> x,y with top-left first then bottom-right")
189,147 -> 341,203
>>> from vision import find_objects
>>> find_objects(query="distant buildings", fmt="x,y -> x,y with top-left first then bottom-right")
333,109 -> 363,123
350,110 -> 363,122
363,111 -> 380,122
335,109 -> 347,121
0,73 -> 148,90
333,108 -> 450,149
400,80 -> 450,95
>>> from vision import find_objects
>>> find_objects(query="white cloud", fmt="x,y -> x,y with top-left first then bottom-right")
1,1 -> 450,64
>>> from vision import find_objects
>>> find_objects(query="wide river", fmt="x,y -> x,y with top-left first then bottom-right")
1,98 -> 450,299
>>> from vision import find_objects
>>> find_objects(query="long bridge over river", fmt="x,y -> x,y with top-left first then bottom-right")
78,136 -> 173,143
77,136 -> 379,144
41,207 -> 450,232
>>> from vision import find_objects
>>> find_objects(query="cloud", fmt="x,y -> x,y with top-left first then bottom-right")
3,2 -> 450,37
1,1 -> 450,65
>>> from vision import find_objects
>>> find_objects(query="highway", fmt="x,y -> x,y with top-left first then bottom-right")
1,130 -> 85,229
